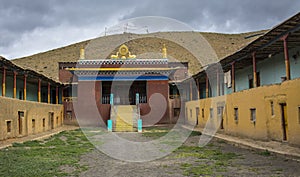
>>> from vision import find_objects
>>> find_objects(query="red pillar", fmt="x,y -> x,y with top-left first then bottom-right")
13,71 -> 17,98
56,86 -> 59,104
48,82 -> 51,104
231,62 -> 235,92
196,79 -> 200,99
252,52 -> 257,88
23,74 -> 27,100
282,34 -> 291,80
2,67 -> 6,97
217,68 -> 220,96
38,79 -> 41,102
205,74 -> 209,98
61,87 -> 64,103
189,80 -> 193,101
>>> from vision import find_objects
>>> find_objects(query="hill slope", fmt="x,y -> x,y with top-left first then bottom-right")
12,31 -> 267,81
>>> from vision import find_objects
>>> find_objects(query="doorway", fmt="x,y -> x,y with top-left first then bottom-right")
49,112 -> 54,129
218,106 -> 224,129
102,81 -> 147,105
280,103 -> 288,141
18,111 -> 24,135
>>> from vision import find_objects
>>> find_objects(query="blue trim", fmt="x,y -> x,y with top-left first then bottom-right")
78,75 -> 169,81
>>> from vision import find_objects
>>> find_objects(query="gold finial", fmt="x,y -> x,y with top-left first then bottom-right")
162,44 -> 167,58
80,48 -> 85,59
111,44 -> 136,59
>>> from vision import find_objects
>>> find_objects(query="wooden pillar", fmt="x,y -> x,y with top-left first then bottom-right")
48,82 -> 51,104
2,67 -> 6,97
56,86 -> 59,104
13,71 -> 17,98
38,79 -> 41,102
196,79 -> 200,99
23,75 -> 27,100
189,80 -> 193,101
231,62 -> 235,92
252,52 -> 257,88
282,34 -> 291,80
61,87 -> 64,103
217,69 -> 220,96
205,75 -> 209,98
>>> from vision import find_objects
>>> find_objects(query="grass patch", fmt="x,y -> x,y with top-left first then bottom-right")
0,129 -> 94,177
189,131 -> 202,137
142,126 -> 171,138
257,149 -> 271,156
174,145 -> 238,176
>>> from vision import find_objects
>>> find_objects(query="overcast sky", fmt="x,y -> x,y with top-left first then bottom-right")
0,0 -> 299,59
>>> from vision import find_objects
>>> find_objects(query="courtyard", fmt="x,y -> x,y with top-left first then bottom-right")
0,126 -> 299,177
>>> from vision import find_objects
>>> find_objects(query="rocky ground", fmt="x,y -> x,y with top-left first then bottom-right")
78,128 -> 300,177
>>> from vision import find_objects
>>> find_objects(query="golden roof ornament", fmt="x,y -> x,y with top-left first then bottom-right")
111,44 -> 136,59
162,44 -> 167,58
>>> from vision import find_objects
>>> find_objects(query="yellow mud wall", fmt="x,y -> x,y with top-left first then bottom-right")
0,96 -> 64,141
185,78 -> 300,146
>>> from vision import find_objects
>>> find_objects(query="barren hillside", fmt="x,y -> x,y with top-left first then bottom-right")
12,31 -> 267,81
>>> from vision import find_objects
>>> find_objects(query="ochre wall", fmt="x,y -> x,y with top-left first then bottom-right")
185,78 -> 300,147
0,96 -> 63,141
143,80 -> 170,125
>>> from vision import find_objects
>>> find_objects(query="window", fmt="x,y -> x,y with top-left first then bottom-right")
202,108 -> 204,119
7,121 -> 12,133
196,107 -> 199,125
250,108 -> 256,123
42,118 -> 45,127
248,72 -> 260,88
217,106 -> 224,116
210,108 -> 214,119
32,119 -> 35,129
174,108 -> 180,117
190,109 -> 192,119
271,101 -> 274,116
248,74 -> 253,88
234,107 -> 238,123
19,90 -> 23,100
196,107 -> 199,120
186,108 -> 188,119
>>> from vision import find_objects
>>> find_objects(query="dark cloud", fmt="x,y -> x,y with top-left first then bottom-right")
124,0 -> 300,32
0,0 -> 299,59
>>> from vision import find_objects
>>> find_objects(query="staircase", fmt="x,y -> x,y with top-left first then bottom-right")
111,105 -> 138,132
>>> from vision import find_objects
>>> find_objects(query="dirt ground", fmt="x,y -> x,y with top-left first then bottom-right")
79,134 -> 300,177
